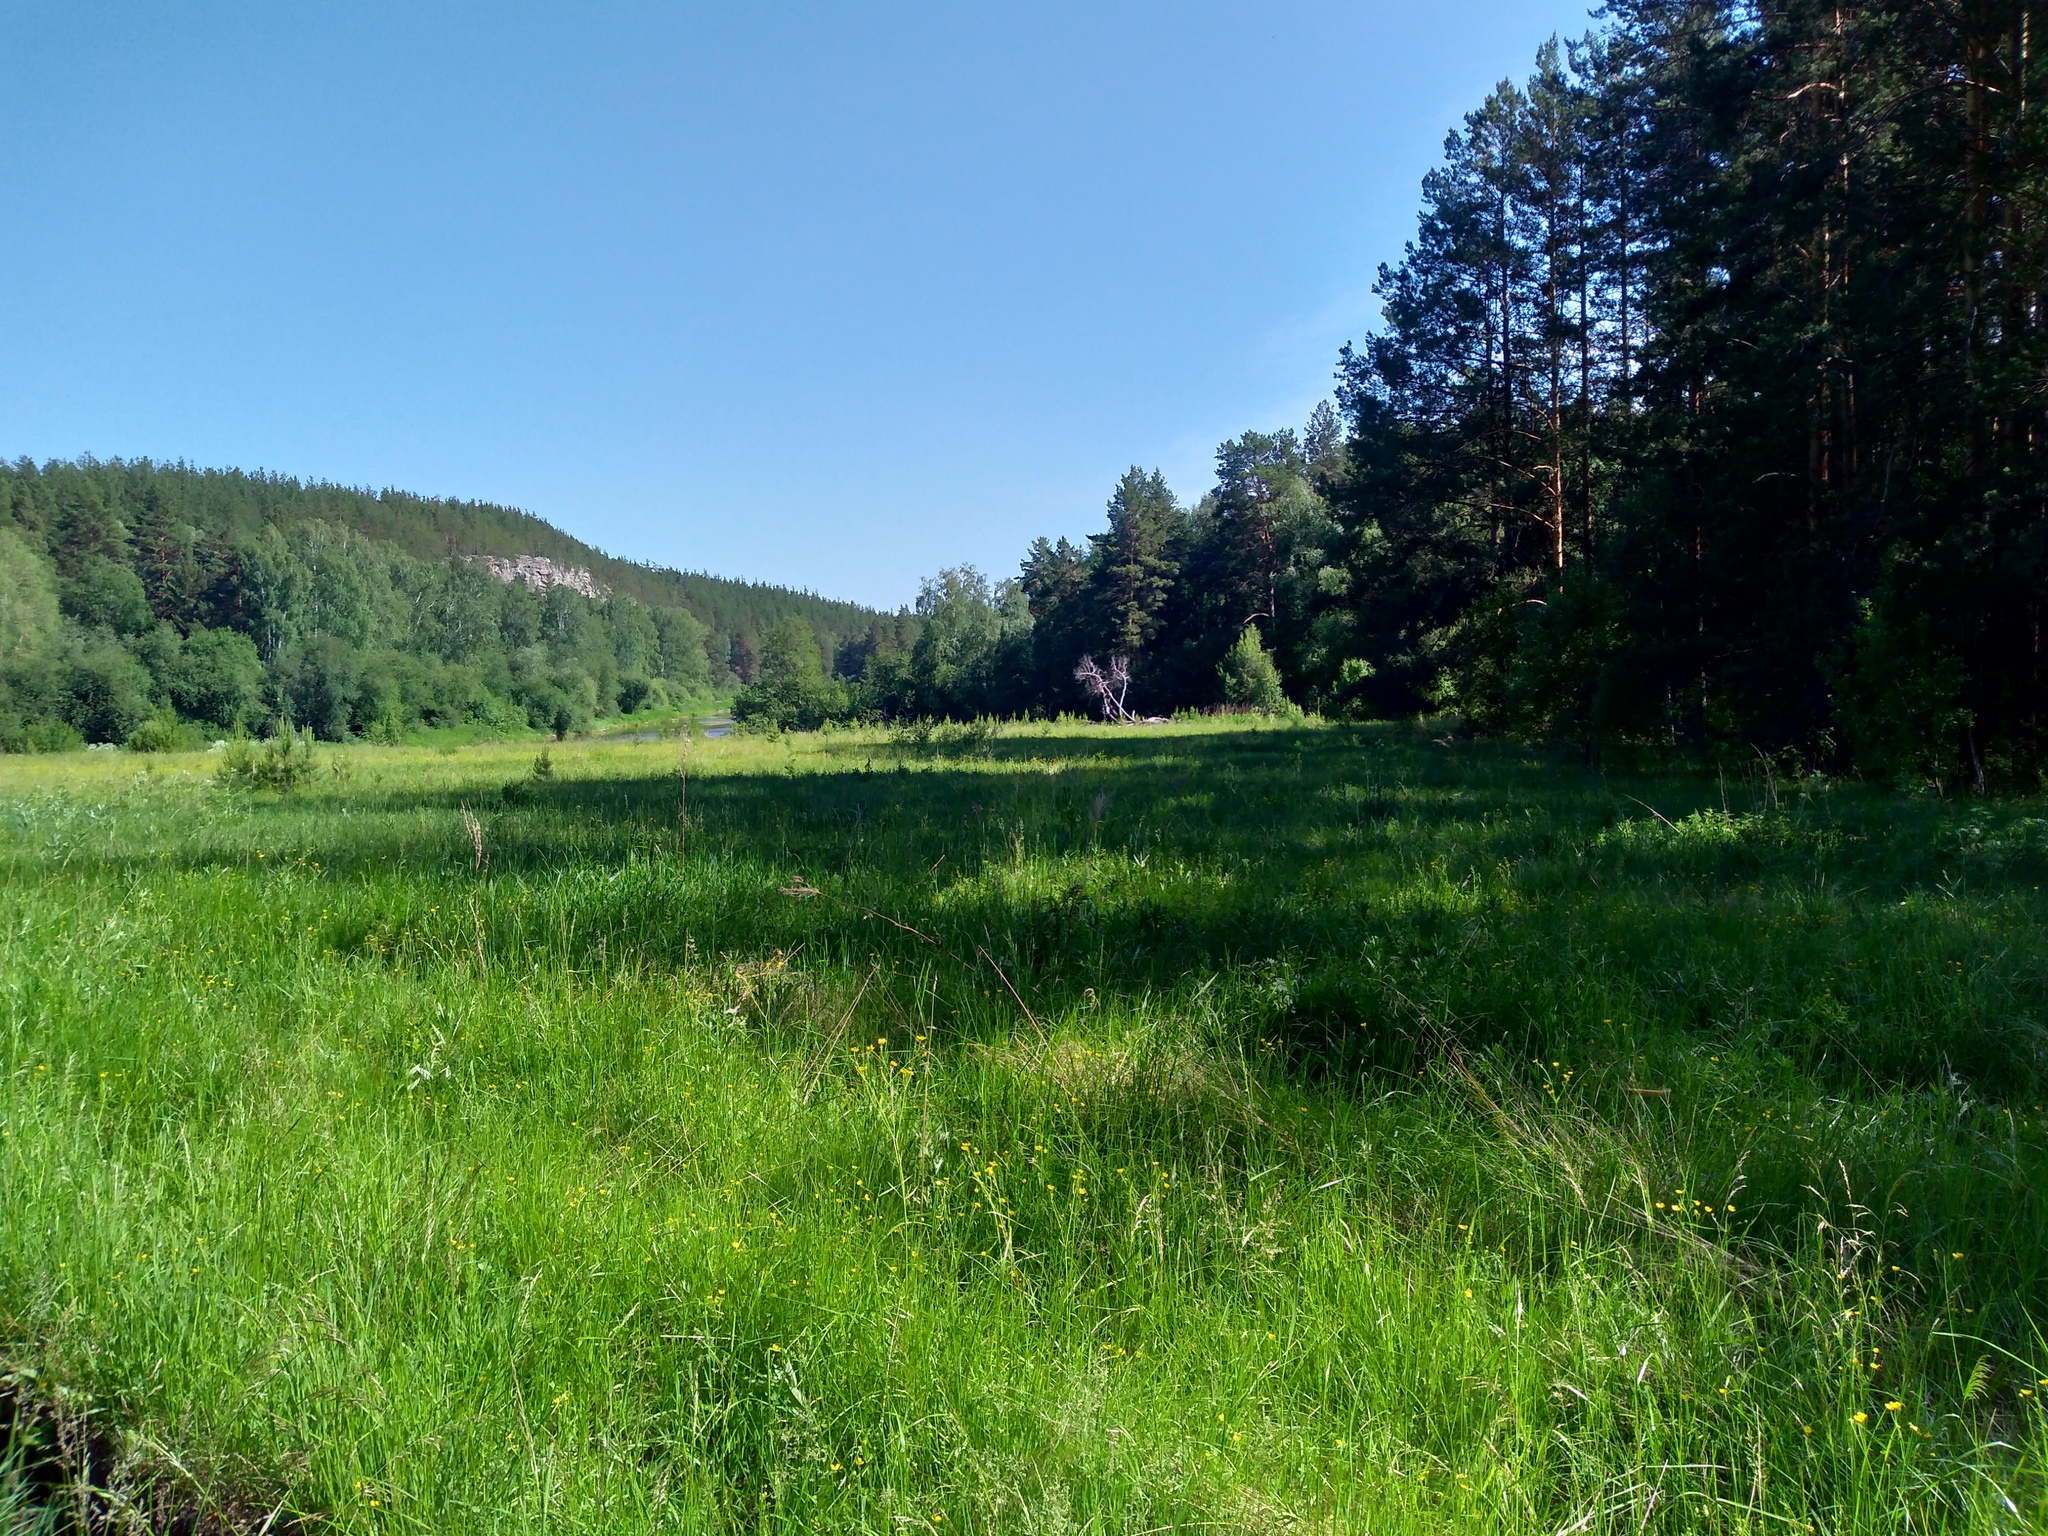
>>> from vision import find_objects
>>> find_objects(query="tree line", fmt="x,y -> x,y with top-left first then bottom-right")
0,459 -> 883,749
735,439 -> 1330,730
13,1 -> 2044,785
747,0 -> 2047,788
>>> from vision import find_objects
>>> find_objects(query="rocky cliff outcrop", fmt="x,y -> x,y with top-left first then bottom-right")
465,553 -> 609,600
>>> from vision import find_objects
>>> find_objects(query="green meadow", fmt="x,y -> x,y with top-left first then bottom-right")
1,720 -> 2045,1532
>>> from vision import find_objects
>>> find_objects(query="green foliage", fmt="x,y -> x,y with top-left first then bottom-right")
1090,467 -> 1183,657
877,567 -> 1029,720
0,725 -> 2043,1528
0,528 -> 59,658
1461,576 -> 1634,757
837,439 -> 1345,723
1177,431 -> 1341,697
1298,11 -> 2048,779
1,720 -> 82,754
165,626 -> 267,730
0,458 -> 883,747
651,605 -> 711,694
124,714 -> 206,753
886,714 -> 1001,758
735,614 -> 848,730
1215,625 -> 1289,714
216,722 -> 318,792
861,427 -> 1355,722
854,10 -> 2048,778
47,628 -> 154,744
1842,602 -> 1975,788
606,597 -> 660,678
273,633 -> 364,740
22,0 -> 2048,783
58,557 -> 154,635
614,674 -> 654,714
1017,535 -> 1092,711
46,474 -> 130,572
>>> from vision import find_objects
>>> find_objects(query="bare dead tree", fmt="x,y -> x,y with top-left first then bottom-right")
1073,653 -> 1135,723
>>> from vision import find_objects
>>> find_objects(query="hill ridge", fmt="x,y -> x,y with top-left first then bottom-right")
0,455 -> 894,745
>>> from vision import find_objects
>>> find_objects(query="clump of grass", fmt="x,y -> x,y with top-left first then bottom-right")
0,719 -> 2043,1530
888,716 -> 1002,759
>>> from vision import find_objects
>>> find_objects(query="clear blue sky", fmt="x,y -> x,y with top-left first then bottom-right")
2,1 -> 1595,609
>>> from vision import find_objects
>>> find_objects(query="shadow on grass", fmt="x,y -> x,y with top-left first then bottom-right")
161,724 -> 2045,1097
0,1380 -> 303,1535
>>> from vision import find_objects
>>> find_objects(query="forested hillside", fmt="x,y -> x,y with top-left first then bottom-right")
0,458 -> 883,747
774,1 -> 2045,790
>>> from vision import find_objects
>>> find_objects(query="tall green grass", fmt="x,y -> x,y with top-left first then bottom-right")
0,721 -> 2043,1531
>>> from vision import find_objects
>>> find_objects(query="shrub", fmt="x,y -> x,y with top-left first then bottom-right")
365,709 -> 407,744
1217,627 -> 1290,714
518,677 -> 592,739
888,716 -> 999,758
14,721 -> 84,754
464,690 -> 524,735
616,675 -> 655,714
217,723 -> 319,793
501,746 -> 556,805
125,716 -> 205,753
1842,602 -> 1974,787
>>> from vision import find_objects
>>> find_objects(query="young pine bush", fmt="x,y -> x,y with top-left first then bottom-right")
1217,626 -> 1291,714
216,723 -> 318,793
501,746 -> 555,805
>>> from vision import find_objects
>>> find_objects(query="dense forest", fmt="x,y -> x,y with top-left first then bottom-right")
0,459 -> 883,749
751,0 -> 2047,789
